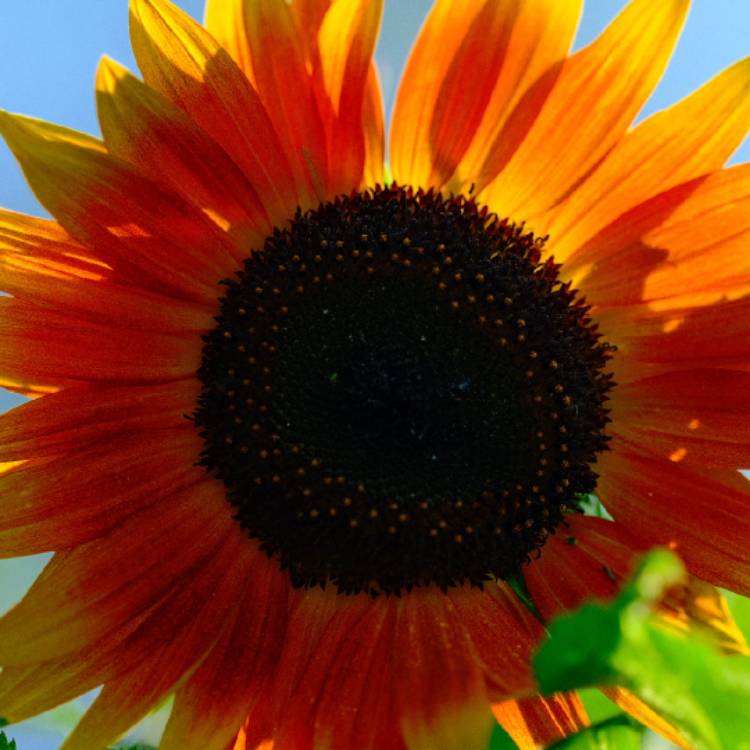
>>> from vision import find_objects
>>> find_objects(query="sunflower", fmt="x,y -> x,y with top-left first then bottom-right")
0,0 -> 748,748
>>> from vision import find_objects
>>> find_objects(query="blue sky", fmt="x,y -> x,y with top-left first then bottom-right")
0,2 -> 748,748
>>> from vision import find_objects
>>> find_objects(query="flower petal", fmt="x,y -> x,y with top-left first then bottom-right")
262,586 -> 501,750
0,506 -> 244,730
661,574 -> 748,655
58,524 -> 254,750
96,56 -> 270,254
597,450 -> 750,596
391,0 -> 582,191
600,688 -> 689,750
250,586 -> 342,749
0,210 -> 213,332
0,654 -> 114,723
273,593 -> 404,750
0,111 -> 234,303
492,693 -> 589,750
547,57 -> 750,261
572,164 -> 750,309
159,551 -> 289,750
447,582 -> 541,701
602,295 -> 750,388
0,298 -> 201,391
362,65 -> 385,186
0,380 -> 195,461
0,430 -> 205,557
203,0 -> 255,82
0,478 -> 231,667
298,0 -> 386,188
204,0 -> 329,203
317,0 -> 383,194
612,369 -> 750,470
129,0 -> 300,222
395,591 -> 496,750
206,0 -> 385,193
480,0 -> 689,221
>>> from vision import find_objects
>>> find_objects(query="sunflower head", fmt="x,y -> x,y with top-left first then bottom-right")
195,184 -> 615,594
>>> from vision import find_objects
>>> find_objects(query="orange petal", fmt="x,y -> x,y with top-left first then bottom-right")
289,0 -> 331,57
480,0 -> 689,222
160,552 -> 290,750
611,369 -> 750,470
0,297 -> 200,390
0,111 -> 234,303
207,0 -> 385,194
129,0 -> 299,224
0,209 -> 102,273
96,56 -> 270,253
0,429 -> 205,557
597,450 -> 750,595
0,209 -> 213,332
660,574 -> 748,656
601,295 -> 750,387
252,586 -> 342,749
601,688 -> 689,750
231,730 -> 272,750
313,605 -> 402,750
0,479 -> 231,668
362,64 -> 385,186
317,0 -> 383,195
584,515 -> 743,649
391,0 -> 582,191
203,0 -> 256,83
58,525 -> 255,750
449,0 -> 583,195
290,0 -> 385,189
547,57 -> 750,262
492,693 -> 589,750
573,164 -> 750,309
206,0 -> 329,204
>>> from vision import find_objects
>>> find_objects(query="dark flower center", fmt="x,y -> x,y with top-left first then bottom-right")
194,186 -> 614,595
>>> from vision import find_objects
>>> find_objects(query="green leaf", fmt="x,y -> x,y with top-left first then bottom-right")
534,549 -> 750,750
576,494 -> 613,521
577,689 -> 622,724
487,722 -> 520,749
548,716 -> 643,749
0,731 -> 17,750
724,589 -> 750,642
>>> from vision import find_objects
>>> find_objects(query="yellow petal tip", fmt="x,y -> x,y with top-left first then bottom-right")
96,56 -> 129,93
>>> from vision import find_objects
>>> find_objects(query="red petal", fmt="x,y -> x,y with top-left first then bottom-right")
0,429 -> 205,556
0,479 -> 232,668
597,449 -> 750,595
